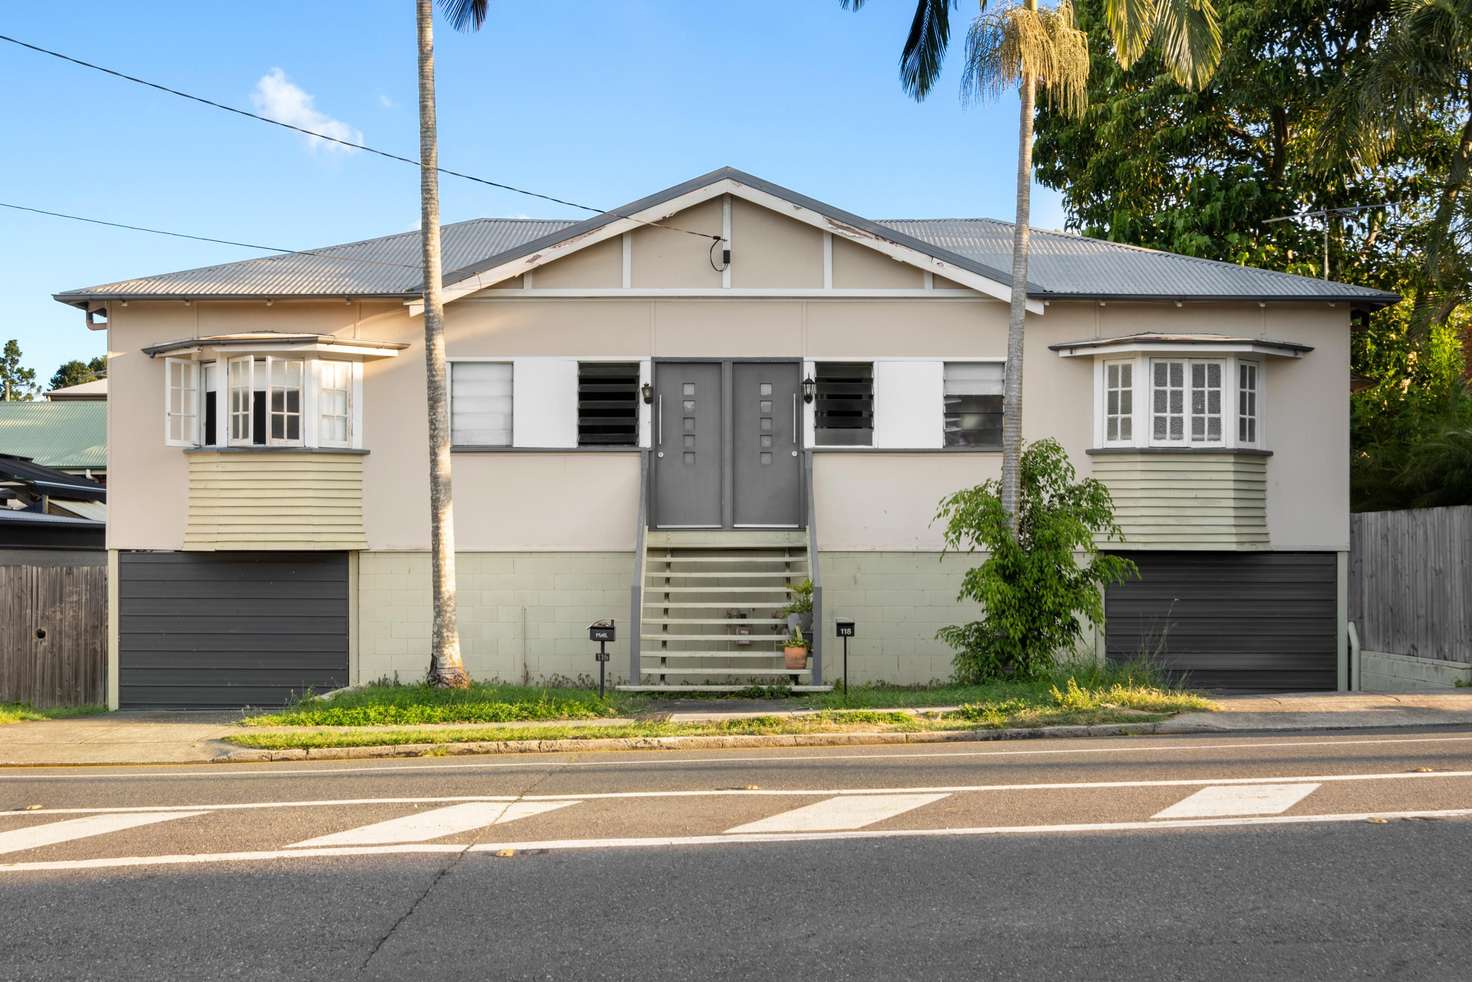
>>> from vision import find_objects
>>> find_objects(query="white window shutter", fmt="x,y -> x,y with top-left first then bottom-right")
450,362 -> 513,447
512,359 -> 578,448
872,360 -> 943,449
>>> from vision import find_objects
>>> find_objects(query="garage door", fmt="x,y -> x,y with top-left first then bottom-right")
118,552 -> 348,708
1105,552 -> 1338,691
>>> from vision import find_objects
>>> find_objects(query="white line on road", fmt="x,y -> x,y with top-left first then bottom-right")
7,767 -> 1472,818
725,794 -> 949,834
2,808 -> 1469,874
0,811 -> 205,857
4,733 -> 1471,782
289,800 -> 577,848
1153,784 -> 1320,820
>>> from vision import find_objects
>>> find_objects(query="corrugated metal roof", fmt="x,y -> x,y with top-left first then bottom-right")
0,454 -> 107,500
0,401 -> 107,471
882,218 -> 1395,302
53,168 -> 1396,306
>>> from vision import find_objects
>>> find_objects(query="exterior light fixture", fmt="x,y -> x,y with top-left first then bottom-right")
801,375 -> 816,404
640,382 -> 653,405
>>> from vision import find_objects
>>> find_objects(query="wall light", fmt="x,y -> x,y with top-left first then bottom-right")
640,382 -> 653,405
801,375 -> 817,404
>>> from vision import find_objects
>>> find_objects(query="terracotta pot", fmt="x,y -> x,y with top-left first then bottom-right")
784,645 -> 809,670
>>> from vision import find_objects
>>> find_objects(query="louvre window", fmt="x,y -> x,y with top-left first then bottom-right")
577,362 -> 640,446
814,361 -> 873,446
450,362 -> 513,447
942,362 -> 1004,448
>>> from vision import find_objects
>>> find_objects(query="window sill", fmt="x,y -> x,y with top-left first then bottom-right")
811,446 -> 1002,454
451,446 -> 642,454
184,446 -> 370,455
1086,446 -> 1272,457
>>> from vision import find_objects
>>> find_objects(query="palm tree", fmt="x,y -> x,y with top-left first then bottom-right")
418,0 -> 490,687
844,0 -> 1221,531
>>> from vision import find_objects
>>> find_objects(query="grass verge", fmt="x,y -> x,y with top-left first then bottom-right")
243,683 -> 638,727
0,703 -> 107,725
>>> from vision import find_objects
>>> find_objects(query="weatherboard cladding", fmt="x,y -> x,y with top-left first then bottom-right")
53,168 -> 1396,305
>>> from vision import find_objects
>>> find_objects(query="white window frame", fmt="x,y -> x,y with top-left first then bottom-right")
265,356 -> 305,447
1237,358 -> 1263,448
227,355 -> 254,446
939,360 -> 1005,449
163,357 -> 199,447
1094,352 -> 1266,451
1098,358 -> 1135,448
316,359 -> 355,449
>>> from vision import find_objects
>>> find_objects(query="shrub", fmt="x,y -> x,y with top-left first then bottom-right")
934,439 -> 1136,684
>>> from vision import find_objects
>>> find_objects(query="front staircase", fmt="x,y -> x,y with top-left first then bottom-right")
618,530 -> 831,693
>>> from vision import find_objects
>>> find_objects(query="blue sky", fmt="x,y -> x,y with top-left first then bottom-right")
0,1 -> 1064,382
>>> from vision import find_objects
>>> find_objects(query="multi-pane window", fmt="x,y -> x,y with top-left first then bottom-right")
1104,360 -> 1132,444
1152,358 -> 1225,446
228,356 -> 255,446
814,362 -> 874,446
266,357 -> 304,445
164,358 -> 198,446
577,362 -> 640,446
318,360 -> 353,448
942,362 -> 1004,448
450,361 -> 513,446
1238,361 -> 1259,445
1151,360 -> 1186,442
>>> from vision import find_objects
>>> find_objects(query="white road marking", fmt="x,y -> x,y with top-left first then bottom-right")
4,733 -> 1471,782
725,794 -> 949,834
1153,784 -> 1320,820
0,811 -> 205,856
9,767 -> 1472,817
289,800 -> 578,848
2,807 -> 1469,873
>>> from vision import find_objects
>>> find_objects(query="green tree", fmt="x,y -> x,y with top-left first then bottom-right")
934,439 -> 1136,682
1,340 -> 38,401
48,356 -> 106,391
844,0 -> 1220,532
417,0 -> 491,688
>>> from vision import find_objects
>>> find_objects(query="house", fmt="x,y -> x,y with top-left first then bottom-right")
0,399 -> 107,485
46,377 -> 108,401
52,168 -> 1396,708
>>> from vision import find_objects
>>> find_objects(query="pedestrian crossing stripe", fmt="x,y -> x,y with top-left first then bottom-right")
0,811 -> 206,857
288,800 -> 580,848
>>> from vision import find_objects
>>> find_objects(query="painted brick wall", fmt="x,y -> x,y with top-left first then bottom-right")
357,552 -> 632,685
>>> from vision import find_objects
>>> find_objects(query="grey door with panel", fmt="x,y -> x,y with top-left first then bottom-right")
654,362 -> 723,527
732,362 -> 802,527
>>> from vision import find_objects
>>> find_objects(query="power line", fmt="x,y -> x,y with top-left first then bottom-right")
0,200 -> 424,273
1265,203 -> 1391,280
0,33 -> 721,243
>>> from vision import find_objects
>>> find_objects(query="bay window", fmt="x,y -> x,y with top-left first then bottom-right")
163,354 -> 361,450
1093,353 -> 1265,450
266,357 -> 304,446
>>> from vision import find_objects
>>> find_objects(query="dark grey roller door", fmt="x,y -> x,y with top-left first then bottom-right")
119,552 -> 348,708
1105,552 -> 1338,691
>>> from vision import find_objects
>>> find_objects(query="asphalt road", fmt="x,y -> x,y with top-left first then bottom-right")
2,730 -> 1470,981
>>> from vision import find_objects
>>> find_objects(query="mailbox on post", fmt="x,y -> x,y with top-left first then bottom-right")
589,620 -> 615,698
835,620 -> 856,700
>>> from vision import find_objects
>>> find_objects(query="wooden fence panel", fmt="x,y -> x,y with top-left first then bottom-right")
0,564 -> 107,708
1350,507 -> 1472,664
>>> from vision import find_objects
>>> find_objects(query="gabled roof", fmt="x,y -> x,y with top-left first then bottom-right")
46,378 -> 107,401
53,167 -> 1399,308
0,454 -> 107,501
0,401 -> 106,471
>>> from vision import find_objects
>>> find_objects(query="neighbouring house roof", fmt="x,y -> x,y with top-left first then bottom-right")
1049,332 -> 1315,358
45,377 -> 107,400
0,401 -> 106,471
52,167 -> 1400,308
0,454 -> 107,501
139,332 -> 410,358
0,508 -> 104,551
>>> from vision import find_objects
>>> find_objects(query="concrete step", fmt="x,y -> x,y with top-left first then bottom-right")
640,668 -> 809,677
644,571 -> 803,579
644,618 -> 787,627
642,634 -> 786,643
647,530 -> 806,549
647,556 -> 809,565
642,651 -> 789,659
616,684 -> 834,693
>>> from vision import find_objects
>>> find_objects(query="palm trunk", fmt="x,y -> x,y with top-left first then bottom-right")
417,0 -> 468,688
999,65 -> 1036,535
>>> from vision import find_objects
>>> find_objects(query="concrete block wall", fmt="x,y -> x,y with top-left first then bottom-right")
1360,649 -> 1472,692
357,551 -> 632,685
816,552 -> 980,685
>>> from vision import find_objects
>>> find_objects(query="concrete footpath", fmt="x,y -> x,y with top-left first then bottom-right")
2,692 -> 1472,767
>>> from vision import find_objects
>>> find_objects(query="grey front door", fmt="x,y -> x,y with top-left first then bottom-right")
654,362 -> 723,527
732,362 -> 802,527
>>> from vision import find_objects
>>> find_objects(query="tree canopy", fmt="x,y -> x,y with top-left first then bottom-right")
1,340 -> 38,401
48,356 -> 107,392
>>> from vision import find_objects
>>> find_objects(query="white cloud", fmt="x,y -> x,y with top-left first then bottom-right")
251,68 -> 363,153
378,94 -> 396,110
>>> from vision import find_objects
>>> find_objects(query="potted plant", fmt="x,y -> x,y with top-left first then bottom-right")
781,578 -> 814,636
783,625 -> 810,671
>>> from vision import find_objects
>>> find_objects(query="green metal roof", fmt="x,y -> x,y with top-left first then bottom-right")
0,401 -> 107,471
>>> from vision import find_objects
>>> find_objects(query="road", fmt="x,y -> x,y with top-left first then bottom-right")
1,730 -> 1470,981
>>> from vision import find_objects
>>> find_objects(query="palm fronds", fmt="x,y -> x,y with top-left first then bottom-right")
962,1 -> 1090,118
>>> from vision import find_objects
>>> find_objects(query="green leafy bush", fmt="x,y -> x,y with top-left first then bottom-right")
934,439 -> 1136,684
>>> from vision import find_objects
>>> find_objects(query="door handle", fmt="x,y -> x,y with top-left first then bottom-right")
791,393 -> 797,445
657,394 -> 664,456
